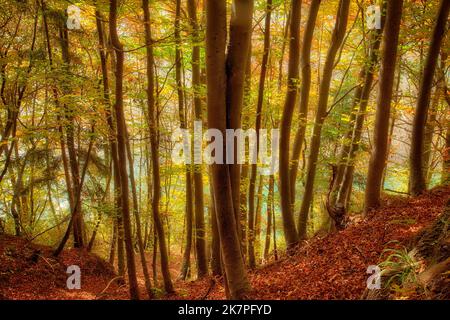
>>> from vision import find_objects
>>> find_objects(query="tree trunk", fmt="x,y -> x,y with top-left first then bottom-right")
109,0 -> 140,300
142,0 -> 174,294
187,0 -> 208,279
290,0 -> 321,207
298,0 -> 350,238
332,4 -> 386,214
278,0 -> 302,249
365,0 -> 403,212
263,175 -> 274,261
226,0 -> 254,244
205,0 -> 250,299
178,0 -> 194,281
248,0 -> 271,268
409,0 -> 450,195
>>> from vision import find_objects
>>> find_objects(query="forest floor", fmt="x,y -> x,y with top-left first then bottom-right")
0,186 -> 449,300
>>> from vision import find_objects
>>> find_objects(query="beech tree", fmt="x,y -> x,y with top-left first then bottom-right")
409,0 -> 450,195
365,0 -> 404,212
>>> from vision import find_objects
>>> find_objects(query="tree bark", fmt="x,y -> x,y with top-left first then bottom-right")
187,0 -> 208,278
248,0 -> 272,268
290,0 -> 321,207
206,0 -> 250,299
298,0 -> 350,238
365,0 -> 403,212
226,0 -> 254,243
278,0 -> 302,249
142,0 -> 174,294
178,0 -> 195,281
409,0 -> 450,195
109,0 -> 140,300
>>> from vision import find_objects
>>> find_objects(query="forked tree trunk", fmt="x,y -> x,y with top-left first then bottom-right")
365,0 -> 403,212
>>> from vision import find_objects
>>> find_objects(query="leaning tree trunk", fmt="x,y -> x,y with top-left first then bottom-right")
365,0 -> 403,213
409,0 -> 450,195
297,0 -> 350,238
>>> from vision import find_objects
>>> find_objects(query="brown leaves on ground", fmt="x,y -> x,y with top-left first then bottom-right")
172,186 -> 450,300
0,186 -> 448,300
0,235 -> 125,300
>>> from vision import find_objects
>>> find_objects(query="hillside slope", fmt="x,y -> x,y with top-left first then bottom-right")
0,186 -> 448,300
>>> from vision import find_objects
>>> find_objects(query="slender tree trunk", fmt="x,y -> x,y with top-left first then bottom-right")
209,178 -> 222,276
57,20 -> 84,248
254,175 -> 263,263
109,218 -> 117,265
279,0 -> 302,249
109,0 -> 140,300
205,0 -> 250,299
332,5 -> 386,213
365,0 -> 403,212
248,0 -> 272,268
142,0 -> 174,293
298,0 -> 350,238
125,132 -> 153,298
178,0 -> 194,281
187,0 -> 208,279
409,0 -> 450,195
290,0 -> 321,207
263,175 -> 274,261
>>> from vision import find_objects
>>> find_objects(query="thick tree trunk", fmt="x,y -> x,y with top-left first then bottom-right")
206,0 -> 250,299
278,0 -> 302,249
226,0 -> 254,243
365,0 -> 403,212
142,0 -> 174,294
409,0 -> 450,195
109,0 -> 140,300
297,0 -> 350,238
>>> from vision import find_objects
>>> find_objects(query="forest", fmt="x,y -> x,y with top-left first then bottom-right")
0,0 -> 449,301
